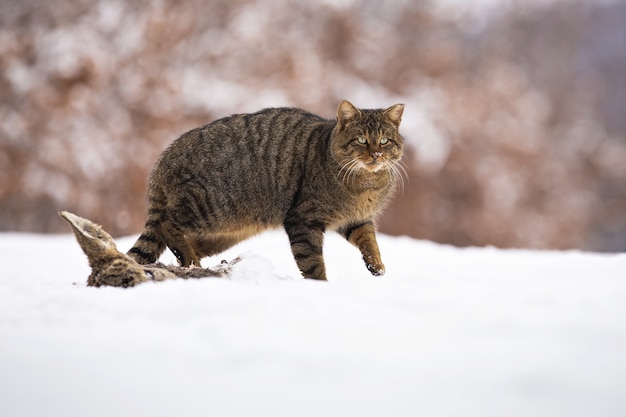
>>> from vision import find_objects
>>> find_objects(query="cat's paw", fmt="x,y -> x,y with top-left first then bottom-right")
365,256 -> 385,276
367,264 -> 386,276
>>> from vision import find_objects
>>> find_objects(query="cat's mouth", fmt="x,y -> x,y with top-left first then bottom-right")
362,159 -> 386,172
337,156 -> 388,182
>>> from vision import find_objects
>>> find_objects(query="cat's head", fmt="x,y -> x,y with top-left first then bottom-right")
331,100 -> 405,180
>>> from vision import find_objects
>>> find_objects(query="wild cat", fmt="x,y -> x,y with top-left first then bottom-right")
128,100 -> 405,280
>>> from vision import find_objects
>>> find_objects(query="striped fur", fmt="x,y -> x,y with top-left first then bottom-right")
128,100 -> 405,280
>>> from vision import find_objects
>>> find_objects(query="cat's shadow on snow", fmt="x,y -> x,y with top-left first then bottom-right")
59,211 -> 239,287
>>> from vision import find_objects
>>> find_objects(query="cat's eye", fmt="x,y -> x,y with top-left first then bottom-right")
356,137 -> 367,145
380,137 -> 389,145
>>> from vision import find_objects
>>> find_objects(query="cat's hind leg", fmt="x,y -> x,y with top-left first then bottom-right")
338,221 -> 385,276
160,223 -> 201,267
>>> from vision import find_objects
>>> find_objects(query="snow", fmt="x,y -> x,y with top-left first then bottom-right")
1,230 -> 625,417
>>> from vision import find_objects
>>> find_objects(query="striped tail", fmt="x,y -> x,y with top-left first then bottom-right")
127,213 -> 166,265
128,182 -> 169,264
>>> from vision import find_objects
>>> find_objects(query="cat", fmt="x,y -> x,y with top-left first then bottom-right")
128,100 -> 405,281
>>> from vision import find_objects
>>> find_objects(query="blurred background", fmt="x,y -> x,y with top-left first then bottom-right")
1,0 -> 625,251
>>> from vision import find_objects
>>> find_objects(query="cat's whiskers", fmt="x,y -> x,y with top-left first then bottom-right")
338,157 -> 362,185
336,158 -> 351,182
386,160 -> 409,193
346,159 -> 362,184
395,159 -> 408,173
390,164 -> 404,193
338,156 -> 407,190
395,159 -> 409,182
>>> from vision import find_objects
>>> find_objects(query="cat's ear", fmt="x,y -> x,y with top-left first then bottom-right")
337,100 -> 361,129
383,103 -> 405,127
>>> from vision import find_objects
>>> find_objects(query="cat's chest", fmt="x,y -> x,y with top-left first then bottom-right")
347,187 -> 387,214
298,168 -> 393,227
328,186 -> 390,228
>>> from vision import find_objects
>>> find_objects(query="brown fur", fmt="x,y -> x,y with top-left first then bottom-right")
59,211 -> 237,287
128,100 -> 405,280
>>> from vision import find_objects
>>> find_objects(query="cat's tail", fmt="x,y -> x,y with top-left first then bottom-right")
127,214 -> 166,264
127,185 -> 167,264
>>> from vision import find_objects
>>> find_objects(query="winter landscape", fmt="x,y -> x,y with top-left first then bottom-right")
2,1 -> 626,416
1,228 -> 625,417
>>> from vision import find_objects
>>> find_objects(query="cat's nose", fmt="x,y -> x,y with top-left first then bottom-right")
370,151 -> 382,160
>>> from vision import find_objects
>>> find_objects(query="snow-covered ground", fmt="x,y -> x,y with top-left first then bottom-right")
1,229 -> 625,417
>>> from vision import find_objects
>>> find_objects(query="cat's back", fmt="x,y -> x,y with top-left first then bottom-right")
151,107 -> 335,218
154,107 -> 330,177
167,106 -> 330,158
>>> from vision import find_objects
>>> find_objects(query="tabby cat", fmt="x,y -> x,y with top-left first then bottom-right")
128,100 -> 405,280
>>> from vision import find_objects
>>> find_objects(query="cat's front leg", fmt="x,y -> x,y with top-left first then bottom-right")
284,216 -> 327,281
338,221 -> 385,276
